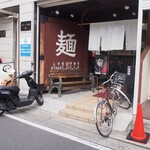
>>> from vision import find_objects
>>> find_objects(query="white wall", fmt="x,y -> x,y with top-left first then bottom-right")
142,0 -> 150,10
0,0 -> 36,9
141,49 -> 150,103
140,0 -> 150,103
0,18 -> 14,62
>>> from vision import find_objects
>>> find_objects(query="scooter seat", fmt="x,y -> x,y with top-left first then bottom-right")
0,85 -> 20,92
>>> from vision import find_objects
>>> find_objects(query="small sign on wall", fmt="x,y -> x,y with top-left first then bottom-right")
20,37 -> 31,56
21,21 -> 31,31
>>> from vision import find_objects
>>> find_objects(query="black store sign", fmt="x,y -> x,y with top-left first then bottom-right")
21,21 -> 31,31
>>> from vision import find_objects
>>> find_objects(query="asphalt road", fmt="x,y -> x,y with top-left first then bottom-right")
0,115 -> 111,150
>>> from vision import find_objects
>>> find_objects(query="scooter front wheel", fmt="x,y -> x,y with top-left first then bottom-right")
36,92 -> 44,106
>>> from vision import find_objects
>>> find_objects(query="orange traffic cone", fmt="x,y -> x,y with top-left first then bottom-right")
126,103 -> 149,144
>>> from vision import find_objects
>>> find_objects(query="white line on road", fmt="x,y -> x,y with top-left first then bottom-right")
5,114 -> 112,150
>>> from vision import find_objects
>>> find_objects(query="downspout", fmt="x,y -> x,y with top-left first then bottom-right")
13,16 -> 19,79
36,5 -> 40,83
16,14 -> 20,79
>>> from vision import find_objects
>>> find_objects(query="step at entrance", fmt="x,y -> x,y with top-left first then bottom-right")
59,92 -> 102,124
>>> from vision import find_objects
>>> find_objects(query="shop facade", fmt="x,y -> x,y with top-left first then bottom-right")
0,0 -> 150,116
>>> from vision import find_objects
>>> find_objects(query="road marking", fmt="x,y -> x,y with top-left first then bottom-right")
5,114 -> 112,150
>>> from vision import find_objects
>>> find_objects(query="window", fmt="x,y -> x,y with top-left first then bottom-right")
0,30 -> 6,38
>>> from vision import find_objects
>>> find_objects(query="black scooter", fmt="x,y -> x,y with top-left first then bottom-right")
0,69 -> 44,115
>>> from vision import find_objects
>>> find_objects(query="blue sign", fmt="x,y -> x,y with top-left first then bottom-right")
20,38 -> 31,57
20,44 -> 31,56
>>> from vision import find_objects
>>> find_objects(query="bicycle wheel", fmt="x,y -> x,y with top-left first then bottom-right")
109,87 -> 131,109
94,100 -> 113,137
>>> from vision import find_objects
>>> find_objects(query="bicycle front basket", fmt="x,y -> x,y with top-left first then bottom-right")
113,72 -> 127,89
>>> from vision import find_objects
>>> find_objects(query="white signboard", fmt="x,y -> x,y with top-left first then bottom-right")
0,62 -> 14,85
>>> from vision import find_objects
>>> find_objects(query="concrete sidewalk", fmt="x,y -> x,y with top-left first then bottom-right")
6,90 -> 150,150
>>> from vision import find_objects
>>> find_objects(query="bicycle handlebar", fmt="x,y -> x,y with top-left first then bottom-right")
109,71 -> 117,80
98,71 -> 127,91
98,71 -> 117,87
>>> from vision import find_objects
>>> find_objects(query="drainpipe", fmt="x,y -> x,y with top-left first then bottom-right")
16,14 -> 20,81
36,5 -> 40,83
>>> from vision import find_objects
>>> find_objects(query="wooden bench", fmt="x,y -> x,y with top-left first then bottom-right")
48,70 -> 97,97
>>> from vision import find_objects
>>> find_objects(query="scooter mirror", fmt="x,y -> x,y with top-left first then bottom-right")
31,61 -> 34,67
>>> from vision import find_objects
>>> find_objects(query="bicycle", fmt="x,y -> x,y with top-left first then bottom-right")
93,71 -> 131,137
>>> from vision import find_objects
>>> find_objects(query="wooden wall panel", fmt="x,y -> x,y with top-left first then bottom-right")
39,23 -> 46,84
40,17 -> 89,87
